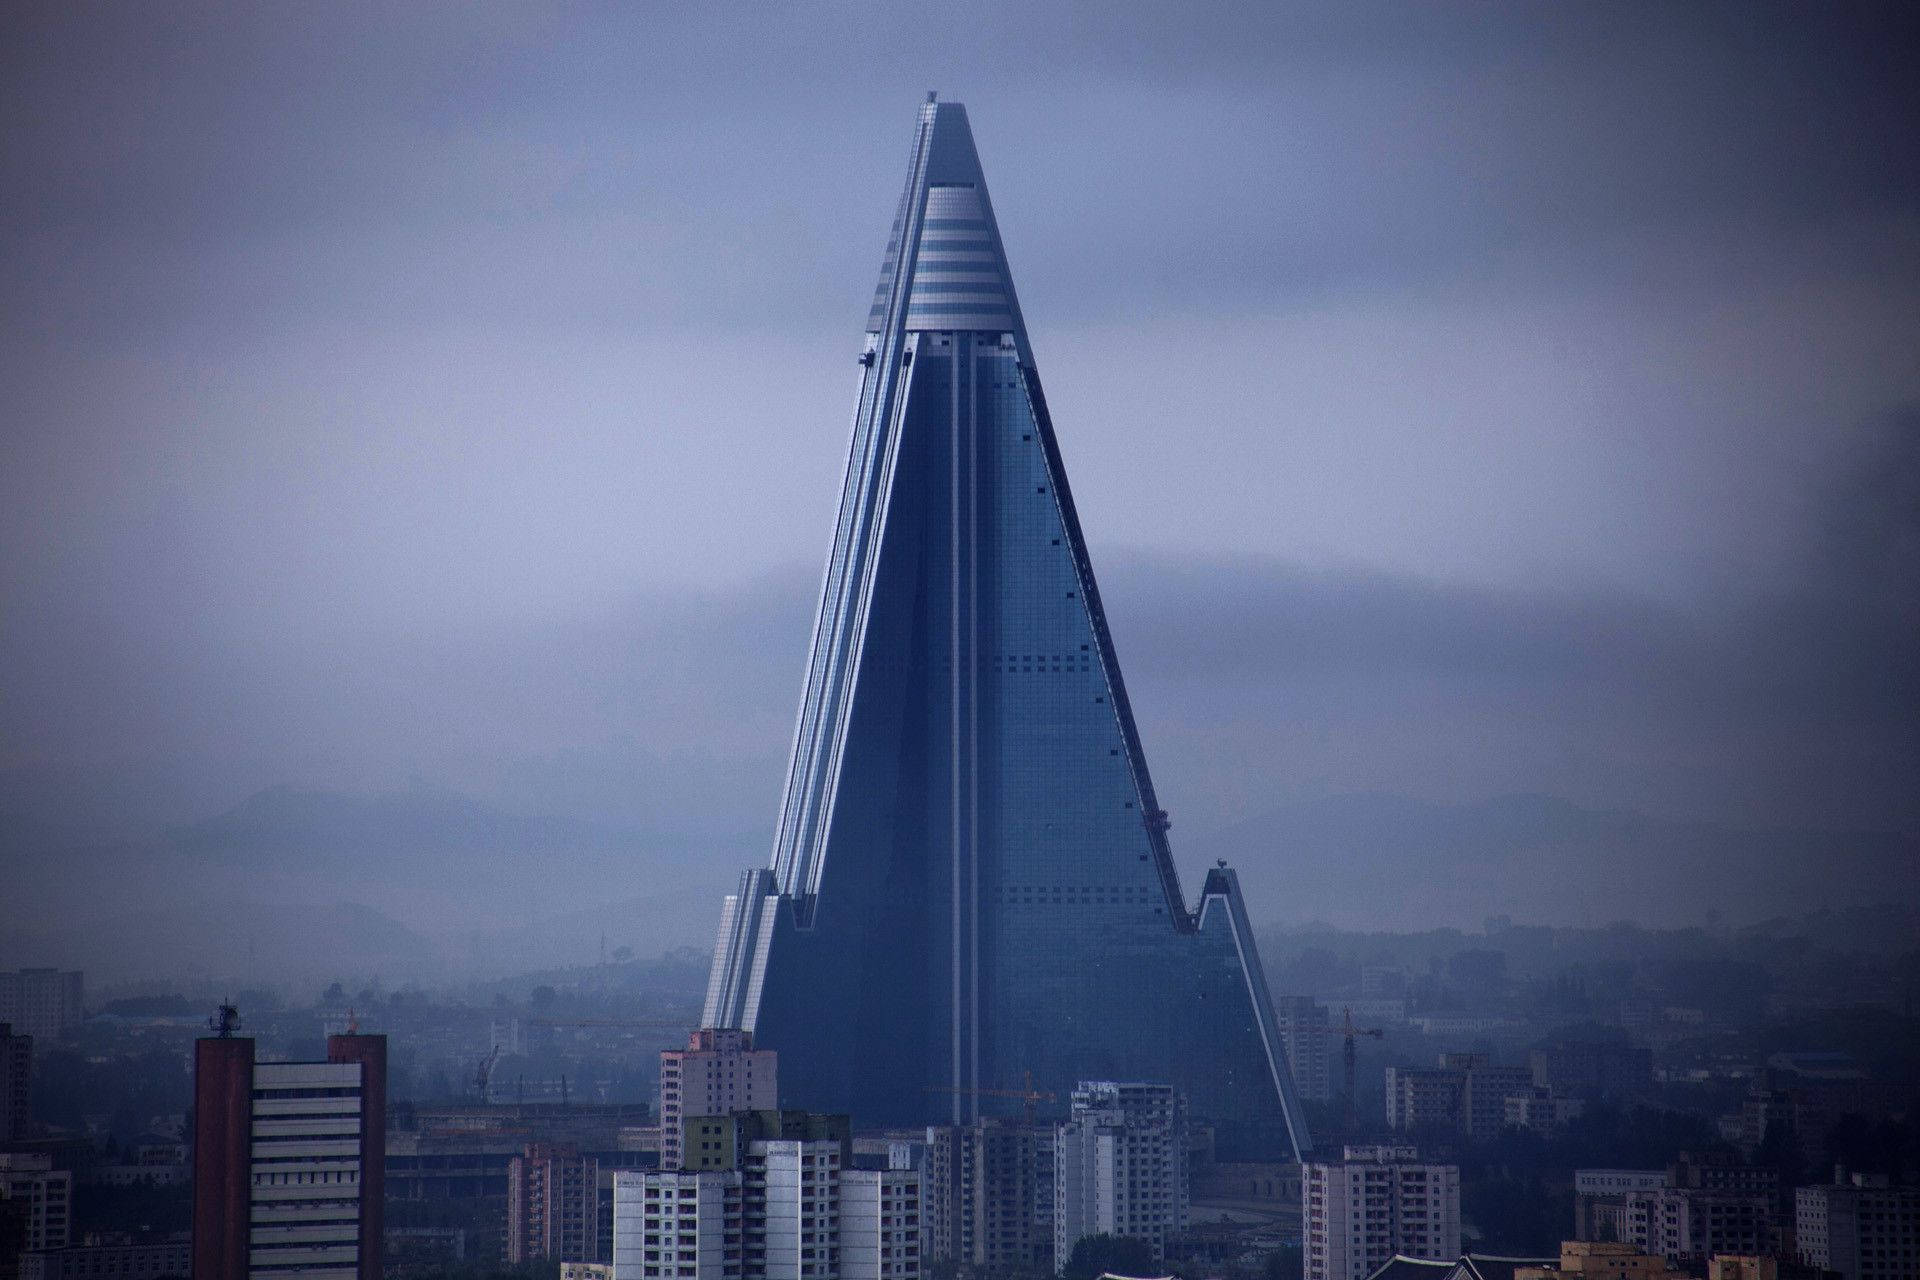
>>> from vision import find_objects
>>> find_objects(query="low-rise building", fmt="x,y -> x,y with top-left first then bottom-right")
16,1239 -> 191,1280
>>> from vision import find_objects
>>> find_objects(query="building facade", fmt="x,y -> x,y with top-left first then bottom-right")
660,1029 -> 778,1171
0,1153 -> 72,1252
16,1239 -> 191,1280
1277,998 -> 1335,1104
1302,1145 -> 1460,1280
924,1121 -> 1049,1272
191,1027 -> 385,1280
1623,1188 -> 1777,1263
508,1142 -> 601,1263
698,96 -> 1310,1159
1,1022 -> 30,1142
612,1113 -> 920,1280
0,971 -> 84,1046
1574,1169 -> 1668,1241
1052,1082 -> 1189,1273
1385,1054 -> 1535,1141
1795,1176 -> 1920,1280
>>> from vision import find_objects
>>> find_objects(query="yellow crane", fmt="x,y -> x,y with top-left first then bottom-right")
923,1071 -> 1057,1126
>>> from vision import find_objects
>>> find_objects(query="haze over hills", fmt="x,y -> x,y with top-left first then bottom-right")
4,782 -> 1914,987
1193,792 -> 1920,933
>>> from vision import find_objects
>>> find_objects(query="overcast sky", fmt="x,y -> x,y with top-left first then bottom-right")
2,4 -> 1916,940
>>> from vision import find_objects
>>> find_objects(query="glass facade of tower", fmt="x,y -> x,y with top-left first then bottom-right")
703,99 -> 1310,1158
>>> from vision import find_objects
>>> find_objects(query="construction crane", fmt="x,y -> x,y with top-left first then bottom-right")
1338,1006 -> 1383,1135
923,1071 -> 1057,1126
526,1018 -> 694,1032
473,1045 -> 501,1102
1285,1008 -> 1384,1135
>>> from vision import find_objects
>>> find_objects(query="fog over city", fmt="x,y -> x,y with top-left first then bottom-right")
3,3 -> 1916,982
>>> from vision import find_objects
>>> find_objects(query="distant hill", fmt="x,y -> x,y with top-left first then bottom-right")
1185,792 -> 1920,932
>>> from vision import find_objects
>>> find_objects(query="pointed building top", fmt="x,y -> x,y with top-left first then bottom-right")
867,99 -> 1027,341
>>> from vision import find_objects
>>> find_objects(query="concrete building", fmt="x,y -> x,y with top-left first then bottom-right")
1,1022 -> 30,1142
1573,1170 -> 1668,1241
191,1022 -> 385,1280
1278,998 -> 1336,1103
659,1029 -> 777,1171
1386,1055 -> 1535,1142
924,1121 -> 1049,1272
0,971 -> 83,1047
16,1239 -> 191,1280
612,1112 -> 920,1280
0,1152 -> 72,1251
1795,1174 -> 1920,1280
1053,1082 -> 1189,1273
509,1142 -> 601,1263
1529,1036 -> 1653,1101
1302,1145 -> 1460,1280
697,97 -> 1313,1162
1511,1240 -> 1684,1279
839,1168 -> 923,1280
614,1167 -> 745,1280
1623,1187 -> 1777,1263
1503,1089 -> 1584,1134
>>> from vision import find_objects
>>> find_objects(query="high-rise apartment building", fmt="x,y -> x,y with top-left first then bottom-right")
1277,998 -> 1335,1104
0,1152 -> 72,1251
0,970 -> 84,1046
660,1029 -> 778,1170
192,1021 -> 385,1280
698,96 -> 1309,1158
1385,1054 -> 1535,1141
1,1022 -> 30,1142
1302,1145 -> 1460,1280
509,1142 -> 601,1263
611,1113 -> 920,1280
1052,1082 -> 1189,1273
1623,1187 -> 1777,1262
924,1121 -> 1049,1272
614,1168 -> 744,1280
1795,1175 -> 1919,1280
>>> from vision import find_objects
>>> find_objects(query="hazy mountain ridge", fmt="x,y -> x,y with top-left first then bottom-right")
1187,791 -> 1920,932
6,784 -> 1915,985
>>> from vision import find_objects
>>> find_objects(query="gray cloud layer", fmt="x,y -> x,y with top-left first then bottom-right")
2,4 -> 1916,945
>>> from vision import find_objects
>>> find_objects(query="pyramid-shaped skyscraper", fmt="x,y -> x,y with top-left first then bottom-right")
703,97 -> 1311,1159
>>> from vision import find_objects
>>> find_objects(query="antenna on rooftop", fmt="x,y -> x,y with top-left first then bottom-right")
210,1002 -> 240,1038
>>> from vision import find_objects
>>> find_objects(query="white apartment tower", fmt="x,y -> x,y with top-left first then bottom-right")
660,1029 -> 778,1170
1303,1145 -> 1460,1280
612,1129 -> 920,1280
615,1168 -> 745,1280
1052,1082 -> 1189,1273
